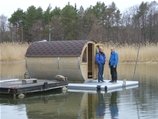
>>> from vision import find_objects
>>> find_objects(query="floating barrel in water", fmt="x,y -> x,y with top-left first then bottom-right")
25,40 -> 104,82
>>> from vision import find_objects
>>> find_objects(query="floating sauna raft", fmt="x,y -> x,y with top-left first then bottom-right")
0,79 -> 68,96
25,40 -> 139,92
68,80 -> 139,92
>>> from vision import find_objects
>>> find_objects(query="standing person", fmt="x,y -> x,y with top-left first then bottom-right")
109,47 -> 118,83
95,46 -> 106,82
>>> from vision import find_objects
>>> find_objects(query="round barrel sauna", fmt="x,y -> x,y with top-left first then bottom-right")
25,40 -> 104,82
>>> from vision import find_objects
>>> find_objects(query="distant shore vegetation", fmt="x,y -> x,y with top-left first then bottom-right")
0,42 -> 157,62
0,1 -> 158,62
0,1 -> 158,44
0,42 -> 29,61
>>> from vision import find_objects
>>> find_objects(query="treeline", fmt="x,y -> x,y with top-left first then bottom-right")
0,1 -> 158,44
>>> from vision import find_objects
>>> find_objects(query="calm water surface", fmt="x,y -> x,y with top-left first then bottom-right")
0,62 -> 158,119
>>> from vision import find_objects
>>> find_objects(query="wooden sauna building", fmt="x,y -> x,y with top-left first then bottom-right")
25,40 -> 104,82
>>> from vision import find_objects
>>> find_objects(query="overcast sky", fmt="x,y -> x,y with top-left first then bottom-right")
0,0 -> 157,18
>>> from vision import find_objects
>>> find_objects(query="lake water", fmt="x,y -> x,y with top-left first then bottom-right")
0,62 -> 158,119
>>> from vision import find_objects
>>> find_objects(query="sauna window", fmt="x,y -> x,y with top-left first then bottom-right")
82,48 -> 87,62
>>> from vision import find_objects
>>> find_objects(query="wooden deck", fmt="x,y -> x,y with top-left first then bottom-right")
0,79 -> 68,96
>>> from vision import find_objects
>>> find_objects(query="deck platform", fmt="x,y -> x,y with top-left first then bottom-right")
0,79 -> 68,96
68,80 -> 139,92
0,79 -> 139,97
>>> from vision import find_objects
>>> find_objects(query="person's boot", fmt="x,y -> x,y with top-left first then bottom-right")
113,75 -> 117,83
109,76 -> 114,83
101,80 -> 105,82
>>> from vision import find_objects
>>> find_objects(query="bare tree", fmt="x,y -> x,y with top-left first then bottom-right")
30,20 -> 43,41
50,16 -> 64,41
148,1 -> 158,43
0,15 -> 8,42
87,23 -> 104,42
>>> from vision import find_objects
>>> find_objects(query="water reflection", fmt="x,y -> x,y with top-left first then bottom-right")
0,61 -> 26,79
0,104 -> 27,119
25,92 -> 85,119
0,91 -> 107,119
109,92 -> 118,119
96,91 -> 105,118
104,63 -> 158,80
1,62 -> 158,81
0,91 -> 85,119
0,62 -> 158,119
0,86 -> 158,119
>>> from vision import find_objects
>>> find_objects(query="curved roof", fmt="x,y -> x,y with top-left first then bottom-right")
26,40 -> 91,57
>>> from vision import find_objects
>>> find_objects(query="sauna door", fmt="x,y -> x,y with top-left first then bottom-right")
88,43 -> 93,78
93,43 -> 105,79
87,43 -> 104,79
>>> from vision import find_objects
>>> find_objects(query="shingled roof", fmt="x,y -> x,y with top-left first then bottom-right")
25,40 -> 89,57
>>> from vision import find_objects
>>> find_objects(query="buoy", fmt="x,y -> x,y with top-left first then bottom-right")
18,93 -> 25,99
97,85 -> 101,90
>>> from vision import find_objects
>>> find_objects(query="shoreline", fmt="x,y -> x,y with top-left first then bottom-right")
0,60 -> 25,64
0,60 -> 157,64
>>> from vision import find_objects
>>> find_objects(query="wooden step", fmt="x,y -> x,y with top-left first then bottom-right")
22,79 -> 37,84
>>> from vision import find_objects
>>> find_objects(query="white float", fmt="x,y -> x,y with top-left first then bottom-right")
68,80 -> 139,91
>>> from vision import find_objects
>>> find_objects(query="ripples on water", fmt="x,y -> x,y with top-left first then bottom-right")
0,63 -> 158,119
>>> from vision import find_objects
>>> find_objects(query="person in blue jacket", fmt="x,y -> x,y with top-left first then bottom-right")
109,47 -> 119,83
95,46 -> 106,82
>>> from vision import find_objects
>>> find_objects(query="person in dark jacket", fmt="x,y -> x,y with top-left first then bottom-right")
109,47 -> 118,83
95,46 -> 106,82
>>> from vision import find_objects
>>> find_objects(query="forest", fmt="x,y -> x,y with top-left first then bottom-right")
0,1 -> 158,44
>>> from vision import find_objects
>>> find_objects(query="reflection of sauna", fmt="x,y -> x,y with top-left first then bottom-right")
25,40 -> 104,82
25,92 -> 98,119
1,63 -> 26,79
